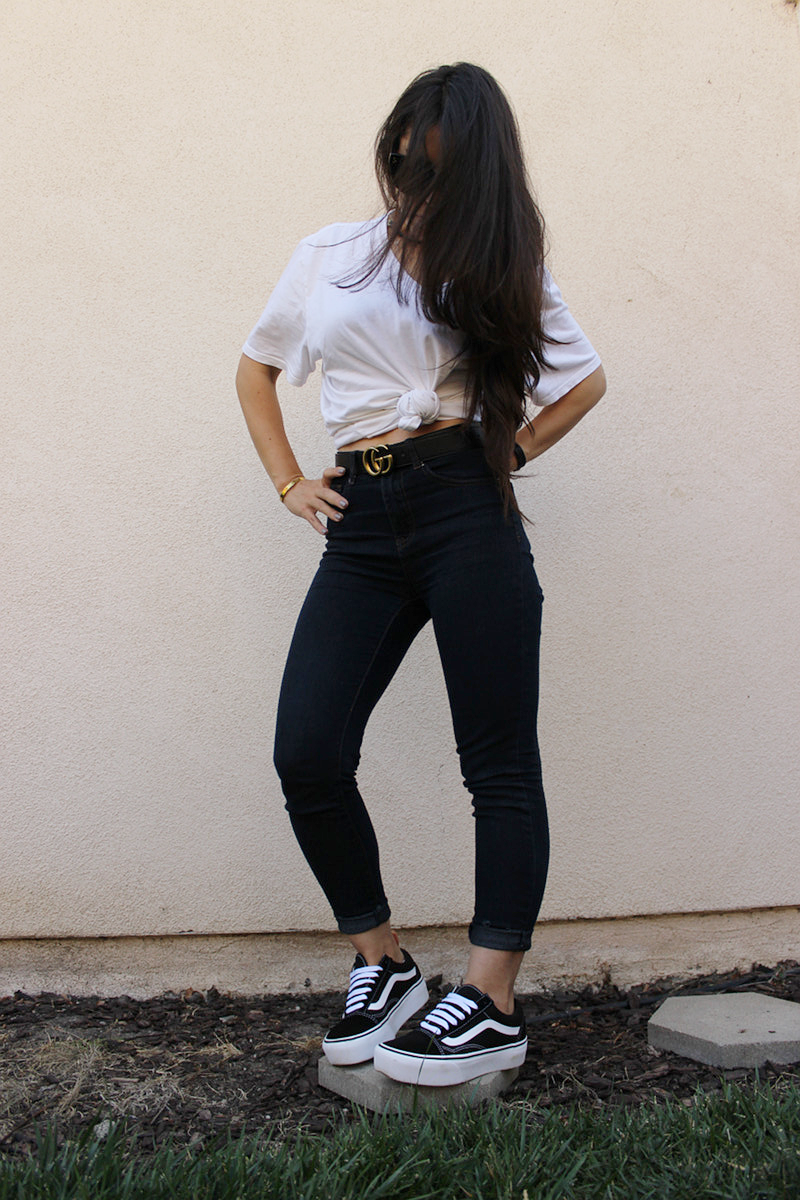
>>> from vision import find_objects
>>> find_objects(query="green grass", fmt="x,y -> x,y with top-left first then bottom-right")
1,1083 -> 799,1199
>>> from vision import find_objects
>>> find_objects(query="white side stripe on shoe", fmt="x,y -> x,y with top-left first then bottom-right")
367,967 -> 418,1011
441,1018 -> 522,1048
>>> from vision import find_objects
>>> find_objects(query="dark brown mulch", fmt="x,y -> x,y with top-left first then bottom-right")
1,961 -> 799,1156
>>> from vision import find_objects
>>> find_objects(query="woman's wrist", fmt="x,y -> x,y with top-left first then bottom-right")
278,474 -> 305,502
514,426 -> 535,466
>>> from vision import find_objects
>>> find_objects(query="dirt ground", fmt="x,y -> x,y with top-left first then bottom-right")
2,961 -> 799,1157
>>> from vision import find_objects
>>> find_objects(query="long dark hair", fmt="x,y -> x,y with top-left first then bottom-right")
354,63 -> 551,512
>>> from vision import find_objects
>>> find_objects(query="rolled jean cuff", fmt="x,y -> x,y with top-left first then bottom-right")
336,901 -> 391,936
469,921 -> 532,953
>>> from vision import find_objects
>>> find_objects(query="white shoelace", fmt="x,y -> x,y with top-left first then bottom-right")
419,991 -> 478,1035
344,964 -> 381,1015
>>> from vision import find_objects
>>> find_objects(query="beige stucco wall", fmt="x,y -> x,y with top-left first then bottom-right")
2,1 -> 799,986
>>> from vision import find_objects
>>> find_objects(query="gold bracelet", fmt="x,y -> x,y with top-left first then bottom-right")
278,475 -> 304,502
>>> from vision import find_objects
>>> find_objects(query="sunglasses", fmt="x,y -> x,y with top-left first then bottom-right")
387,152 -> 406,178
387,151 -> 436,186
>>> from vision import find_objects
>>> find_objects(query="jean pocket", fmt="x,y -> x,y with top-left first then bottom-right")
418,449 -> 494,488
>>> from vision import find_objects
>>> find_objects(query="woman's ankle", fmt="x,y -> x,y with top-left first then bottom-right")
464,945 -> 524,1015
349,922 -> 404,966
463,977 -> 515,1015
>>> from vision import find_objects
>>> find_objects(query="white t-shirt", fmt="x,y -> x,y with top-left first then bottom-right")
243,217 -> 601,449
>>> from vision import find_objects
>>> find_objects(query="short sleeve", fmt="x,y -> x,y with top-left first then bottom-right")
242,239 -> 318,386
528,268 -> 602,407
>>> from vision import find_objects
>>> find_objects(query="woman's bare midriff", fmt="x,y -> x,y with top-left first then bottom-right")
339,416 -> 466,453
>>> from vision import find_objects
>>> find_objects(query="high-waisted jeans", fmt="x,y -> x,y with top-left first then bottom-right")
273,431 -> 549,952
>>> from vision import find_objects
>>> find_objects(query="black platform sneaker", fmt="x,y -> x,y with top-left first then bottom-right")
322,950 -> 428,1066
373,984 -> 527,1085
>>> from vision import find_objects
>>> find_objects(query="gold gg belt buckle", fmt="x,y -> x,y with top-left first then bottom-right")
362,444 -> 393,476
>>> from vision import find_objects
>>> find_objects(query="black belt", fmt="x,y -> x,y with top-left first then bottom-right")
335,424 -> 481,477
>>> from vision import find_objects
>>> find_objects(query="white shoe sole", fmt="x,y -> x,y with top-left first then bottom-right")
322,976 -> 429,1066
373,1036 -> 527,1086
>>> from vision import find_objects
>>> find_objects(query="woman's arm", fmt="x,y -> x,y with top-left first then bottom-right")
515,364 -> 606,464
235,353 -> 347,535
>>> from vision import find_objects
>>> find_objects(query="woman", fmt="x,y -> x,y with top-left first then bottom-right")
236,63 -> 605,1087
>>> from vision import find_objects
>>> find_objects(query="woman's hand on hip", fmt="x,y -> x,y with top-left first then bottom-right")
281,466 -> 348,535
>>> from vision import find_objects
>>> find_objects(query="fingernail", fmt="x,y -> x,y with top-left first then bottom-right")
337,467 -> 346,474
339,499 -> 348,508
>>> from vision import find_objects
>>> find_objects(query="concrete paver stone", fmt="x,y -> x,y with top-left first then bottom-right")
318,1057 -> 519,1114
648,992 -> 800,1068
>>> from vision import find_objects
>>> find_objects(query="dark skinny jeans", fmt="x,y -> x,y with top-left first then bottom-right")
273,431 -> 549,952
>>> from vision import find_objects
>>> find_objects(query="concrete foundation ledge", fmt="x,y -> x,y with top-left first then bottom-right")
318,1057 -> 519,1114
1,906 -> 798,999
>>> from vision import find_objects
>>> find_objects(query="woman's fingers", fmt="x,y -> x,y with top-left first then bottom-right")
319,467 -> 349,519
283,483 -> 327,533
282,473 -> 348,535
